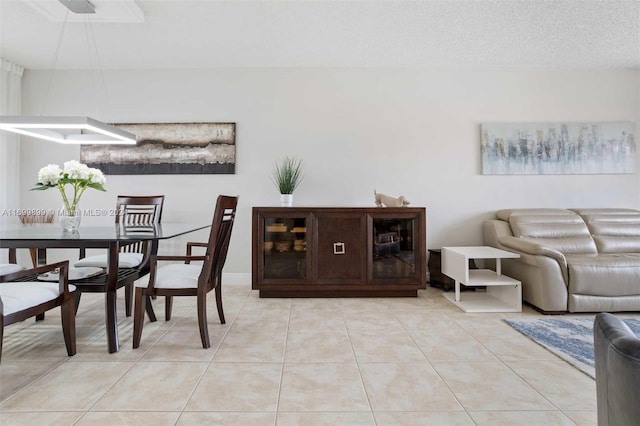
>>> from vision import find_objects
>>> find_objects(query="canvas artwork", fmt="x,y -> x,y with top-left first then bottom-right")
80,122 -> 236,175
481,122 -> 636,175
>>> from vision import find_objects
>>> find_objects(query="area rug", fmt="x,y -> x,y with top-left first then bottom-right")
503,317 -> 640,379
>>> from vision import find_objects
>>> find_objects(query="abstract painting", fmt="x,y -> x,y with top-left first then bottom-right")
80,122 -> 235,175
481,122 -> 636,175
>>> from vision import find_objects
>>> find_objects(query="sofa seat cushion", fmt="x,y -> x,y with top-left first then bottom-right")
566,253 -> 640,296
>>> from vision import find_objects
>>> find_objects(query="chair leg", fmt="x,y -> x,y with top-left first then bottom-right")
74,291 -> 82,314
165,296 -> 173,321
145,296 -> 157,322
215,283 -> 225,324
35,313 -> 45,321
8,248 -> 17,263
29,248 -> 38,268
61,298 -> 77,356
125,283 -> 133,317
132,288 -> 146,349
197,292 -> 210,349
0,316 -> 4,363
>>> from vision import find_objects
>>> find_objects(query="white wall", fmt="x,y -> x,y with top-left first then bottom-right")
14,68 -> 640,273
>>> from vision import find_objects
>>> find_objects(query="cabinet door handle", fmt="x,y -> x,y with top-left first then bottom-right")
333,242 -> 345,255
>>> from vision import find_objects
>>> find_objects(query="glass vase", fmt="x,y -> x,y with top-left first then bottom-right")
60,205 -> 81,232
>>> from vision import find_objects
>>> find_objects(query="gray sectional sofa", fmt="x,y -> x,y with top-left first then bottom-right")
483,208 -> 640,313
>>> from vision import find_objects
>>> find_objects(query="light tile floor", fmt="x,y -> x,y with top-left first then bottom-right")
0,284 -> 604,425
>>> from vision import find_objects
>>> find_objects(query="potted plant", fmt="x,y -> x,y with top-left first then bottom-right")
32,160 -> 106,231
272,156 -> 303,207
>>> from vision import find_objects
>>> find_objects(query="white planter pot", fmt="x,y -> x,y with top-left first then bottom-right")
280,194 -> 293,207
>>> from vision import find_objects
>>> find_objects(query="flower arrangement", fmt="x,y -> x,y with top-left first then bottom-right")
32,160 -> 106,215
272,156 -> 303,195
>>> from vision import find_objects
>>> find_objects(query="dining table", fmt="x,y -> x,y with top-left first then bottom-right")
0,222 -> 211,353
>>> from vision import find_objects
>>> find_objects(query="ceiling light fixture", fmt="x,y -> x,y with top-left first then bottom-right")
0,116 -> 136,145
59,0 -> 95,14
0,0 -> 136,145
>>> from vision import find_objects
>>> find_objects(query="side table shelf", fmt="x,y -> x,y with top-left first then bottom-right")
441,246 -> 522,313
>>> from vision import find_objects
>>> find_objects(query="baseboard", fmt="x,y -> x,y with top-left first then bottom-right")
223,272 -> 251,286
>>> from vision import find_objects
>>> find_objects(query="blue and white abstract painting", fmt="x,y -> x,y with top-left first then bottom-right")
481,122 -> 636,175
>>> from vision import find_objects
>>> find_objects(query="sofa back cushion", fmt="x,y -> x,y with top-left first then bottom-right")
574,209 -> 640,253
496,208 -> 575,221
508,214 -> 597,254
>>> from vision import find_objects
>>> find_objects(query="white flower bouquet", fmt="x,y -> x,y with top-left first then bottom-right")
32,160 -> 106,215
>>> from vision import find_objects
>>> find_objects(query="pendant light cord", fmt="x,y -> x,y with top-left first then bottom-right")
40,1 -> 109,120
84,16 -> 109,120
41,7 -> 70,115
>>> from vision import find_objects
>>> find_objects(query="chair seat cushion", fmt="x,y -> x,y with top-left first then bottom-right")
0,264 -> 24,276
135,264 -> 201,289
74,253 -> 144,268
37,267 -> 104,282
0,282 -> 76,316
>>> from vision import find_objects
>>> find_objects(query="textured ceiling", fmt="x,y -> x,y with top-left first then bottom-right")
1,0 -> 639,70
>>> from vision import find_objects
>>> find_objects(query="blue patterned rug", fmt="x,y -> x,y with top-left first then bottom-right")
503,317 -> 640,379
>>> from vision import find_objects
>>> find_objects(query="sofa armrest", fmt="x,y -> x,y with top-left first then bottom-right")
483,220 -> 513,248
499,236 -> 565,261
498,235 -> 569,284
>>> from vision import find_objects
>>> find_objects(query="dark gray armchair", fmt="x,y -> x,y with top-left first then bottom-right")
593,312 -> 640,426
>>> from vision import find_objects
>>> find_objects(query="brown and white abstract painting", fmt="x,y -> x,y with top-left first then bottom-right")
80,122 -> 236,175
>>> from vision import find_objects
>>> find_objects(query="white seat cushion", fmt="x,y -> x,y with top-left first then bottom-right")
135,264 -> 201,289
37,267 -> 103,282
0,264 -> 24,276
74,252 -> 144,268
0,282 -> 76,316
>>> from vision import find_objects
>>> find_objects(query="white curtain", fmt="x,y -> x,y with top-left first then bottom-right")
0,57 -> 23,226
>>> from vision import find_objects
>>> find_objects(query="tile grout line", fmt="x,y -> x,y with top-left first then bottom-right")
341,307 -> 377,425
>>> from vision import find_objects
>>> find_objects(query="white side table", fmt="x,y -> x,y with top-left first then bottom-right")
441,246 -> 522,313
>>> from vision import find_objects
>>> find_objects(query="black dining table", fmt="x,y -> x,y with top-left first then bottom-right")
0,222 -> 210,353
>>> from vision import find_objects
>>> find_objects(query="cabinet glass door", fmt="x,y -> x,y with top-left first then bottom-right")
371,217 -> 415,279
263,216 -> 308,280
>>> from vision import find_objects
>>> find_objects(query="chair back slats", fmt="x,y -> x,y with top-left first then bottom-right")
16,213 -> 55,266
199,196 -> 238,291
19,212 -> 55,224
115,195 -> 165,257
116,196 -> 164,225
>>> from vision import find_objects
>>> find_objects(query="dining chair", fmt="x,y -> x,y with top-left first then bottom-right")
74,195 -> 164,316
19,212 -> 56,267
132,195 -> 238,349
3,212 -> 55,271
0,263 -> 23,276
0,261 -> 76,362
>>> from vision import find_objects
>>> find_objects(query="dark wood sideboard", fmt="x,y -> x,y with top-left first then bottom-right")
252,207 -> 426,297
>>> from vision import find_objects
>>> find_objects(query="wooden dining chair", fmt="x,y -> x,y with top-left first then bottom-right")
132,195 -> 238,349
74,195 -> 164,316
0,261 -> 76,362
5,212 -> 56,269
0,264 -> 23,276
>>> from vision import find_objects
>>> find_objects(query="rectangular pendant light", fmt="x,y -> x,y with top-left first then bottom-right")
58,0 -> 96,14
0,116 -> 136,145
